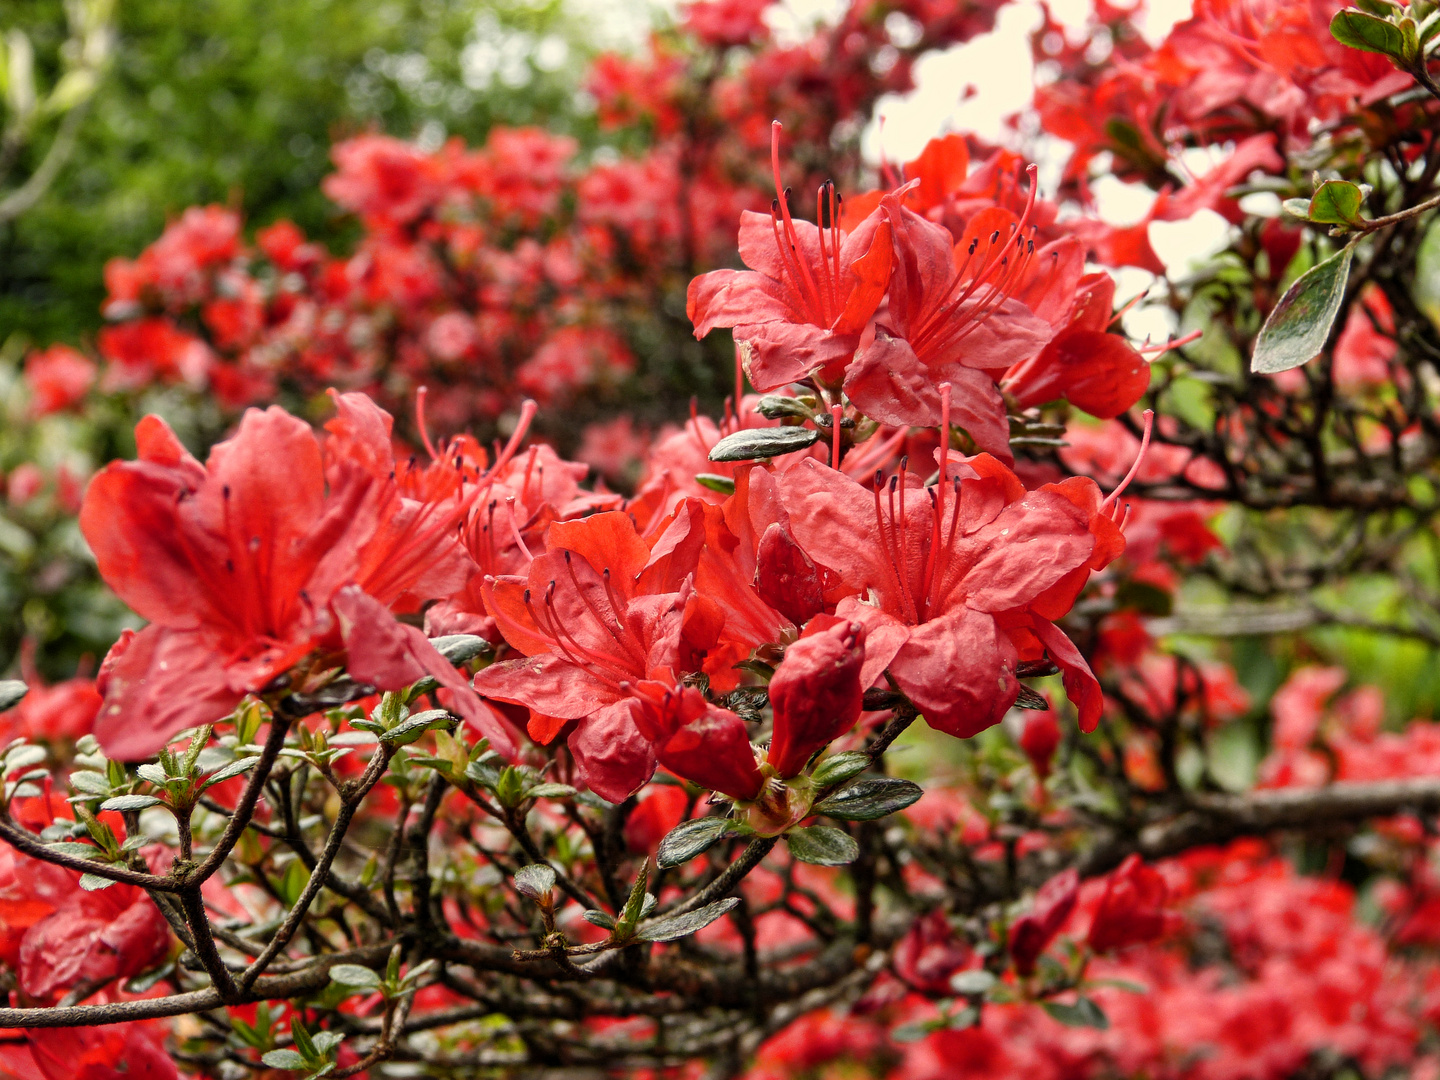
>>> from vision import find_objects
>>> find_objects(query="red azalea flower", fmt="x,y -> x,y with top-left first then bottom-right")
25,1023 -> 179,1080
1002,270 -> 1150,421
474,510 -> 725,800
1087,853 -> 1175,953
1009,867 -> 1079,976
1018,707 -> 1062,781
79,397 -> 509,761
843,186 -> 1052,460
893,909 -> 974,996
766,616 -> 865,778
778,445 -> 1123,738
631,683 -> 764,800
687,122 -> 894,392
24,345 -> 96,416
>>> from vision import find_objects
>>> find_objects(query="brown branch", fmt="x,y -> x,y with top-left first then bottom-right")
1079,777 -> 1440,876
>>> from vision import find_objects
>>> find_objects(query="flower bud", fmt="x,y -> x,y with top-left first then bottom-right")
1018,708 -> 1061,780
1008,867 -> 1078,976
650,686 -> 765,801
1087,854 -> 1174,954
755,521 -> 826,627
766,618 -> 865,778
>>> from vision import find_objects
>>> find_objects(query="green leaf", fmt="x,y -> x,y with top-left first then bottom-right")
813,777 -> 923,821
708,426 -> 820,463
513,863 -> 557,901
656,817 -> 730,869
1042,996 -> 1110,1029
3,746 -> 46,778
0,680 -> 27,712
79,873 -> 119,891
261,1049 -> 307,1069
277,859 -> 311,908
810,751 -> 870,786
755,394 -> 814,419
429,634 -> 490,665
1251,244 -> 1354,374
45,841 -> 102,858
785,825 -> 860,865
637,896 -> 740,942
950,969 -> 997,996
1086,977 -> 1149,994
379,709 -> 450,746
67,771 -> 112,797
582,909 -> 617,930
1282,197 -> 1315,219
123,962 -> 175,994
494,765 -> 526,807
135,763 -> 171,786
99,794 -> 164,813
618,861 -> 650,930
1308,179 -> 1366,226
290,1017 -> 318,1059
328,964 -> 382,989
524,783 -> 578,800
200,756 -> 261,790
694,473 -> 736,495
1330,8 -> 1412,60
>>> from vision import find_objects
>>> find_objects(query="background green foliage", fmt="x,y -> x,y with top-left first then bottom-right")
0,0 -> 595,348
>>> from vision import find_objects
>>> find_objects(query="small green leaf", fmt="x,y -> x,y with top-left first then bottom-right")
950,969 -> 997,995
123,961 -> 175,994
813,777 -> 923,821
785,825 -> 859,865
1042,996 -> 1110,1029
45,841 -> 102,858
0,680 -> 27,712
79,873 -> 119,891
289,1017 -> 318,1060
494,766 -> 526,807
708,426 -> 820,463
1251,244 -> 1354,374
1282,197 -> 1315,219
694,473 -> 736,495
3,745 -> 46,774
524,783 -> 578,800
810,751 -> 870,786
755,394 -> 814,420
261,1049 -> 308,1069
328,964 -> 382,990
429,634 -> 490,665
379,709 -> 450,746
98,794 -> 164,813
277,859 -> 311,908
1308,179 -> 1365,226
618,861 -> 650,930
200,756 -> 261,790
1330,8 -> 1411,60
514,863 -> 557,901
637,896 -> 740,942
135,763 -> 170,786
67,771 -> 112,797
656,817 -> 730,869
582,909 -> 617,930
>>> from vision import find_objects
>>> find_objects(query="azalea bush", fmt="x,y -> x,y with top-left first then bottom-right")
3,0 -> 1440,1077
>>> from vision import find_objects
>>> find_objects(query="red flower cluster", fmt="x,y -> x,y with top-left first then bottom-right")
690,128 -> 1154,463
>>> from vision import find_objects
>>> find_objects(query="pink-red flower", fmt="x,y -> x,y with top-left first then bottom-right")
765,616 -> 865,778
1087,854 -> 1174,953
1009,867 -> 1079,975
687,124 -> 894,392
80,396 -> 510,760
778,449 -> 1122,737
